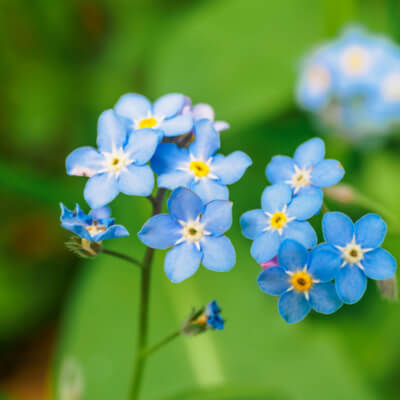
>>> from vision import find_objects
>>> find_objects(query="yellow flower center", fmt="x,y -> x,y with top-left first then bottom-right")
86,222 -> 107,237
291,271 -> 313,292
195,315 -> 208,325
189,161 -> 210,178
139,117 -> 158,129
270,212 -> 288,229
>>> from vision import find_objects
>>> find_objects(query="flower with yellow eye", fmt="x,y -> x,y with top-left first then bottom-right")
258,239 -> 343,323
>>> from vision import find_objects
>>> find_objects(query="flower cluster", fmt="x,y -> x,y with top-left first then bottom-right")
241,137 -> 397,323
297,26 -> 400,139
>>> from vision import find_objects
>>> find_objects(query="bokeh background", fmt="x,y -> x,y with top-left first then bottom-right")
1,0 -> 400,399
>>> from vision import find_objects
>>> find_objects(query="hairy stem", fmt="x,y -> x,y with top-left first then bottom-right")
141,330 -> 181,358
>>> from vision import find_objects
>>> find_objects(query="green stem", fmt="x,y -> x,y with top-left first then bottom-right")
141,330 -> 181,359
100,248 -> 142,268
387,0 -> 400,43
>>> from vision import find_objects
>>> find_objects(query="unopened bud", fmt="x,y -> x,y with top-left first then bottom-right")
324,184 -> 355,204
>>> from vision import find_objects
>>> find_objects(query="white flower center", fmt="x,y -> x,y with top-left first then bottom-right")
175,217 -> 211,250
307,64 -> 331,92
286,165 -> 312,194
101,148 -> 133,176
86,222 -> 107,237
336,236 -> 372,269
381,72 -> 400,102
340,45 -> 371,76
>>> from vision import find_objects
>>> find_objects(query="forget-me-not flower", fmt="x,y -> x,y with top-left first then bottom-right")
151,119 -> 252,203
240,183 -> 320,263
202,300 -> 224,330
114,93 -> 193,137
258,239 -> 343,323
322,212 -> 397,304
266,137 -> 344,197
138,187 -> 235,283
66,110 -> 160,208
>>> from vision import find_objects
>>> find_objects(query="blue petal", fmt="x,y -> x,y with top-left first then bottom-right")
278,239 -> 308,272
190,119 -> 220,160
117,165 -> 154,196
138,214 -> 181,249
124,129 -> 162,165
240,209 -> 268,240
151,143 -> 189,175
66,146 -> 103,177
309,282 -> 343,314
287,187 -> 322,220
261,183 -> 292,213
159,114 -> 193,137
282,221 -> 317,250
257,267 -> 290,295
95,224 -> 130,241
191,179 -> 229,203
336,266 -> 367,304
167,187 -> 204,222
278,290 -> 311,324
210,152 -> 252,184
60,203 -> 77,223
363,248 -> 397,280
310,159 -> 345,187
265,156 -> 295,184
309,243 -> 342,282
250,230 -> 280,263
164,242 -> 202,283
84,173 -> 119,208
355,213 -> 387,249
153,93 -> 184,118
201,236 -> 236,271
61,222 -> 92,241
322,212 -> 354,247
96,110 -> 128,153
294,137 -> 325,169
158,171 -> 193,190
200,200 -> 232,235
114,93 -> 151,121
89,206 -> 111,220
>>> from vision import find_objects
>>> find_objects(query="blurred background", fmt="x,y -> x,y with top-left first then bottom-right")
1,0 -> 400,399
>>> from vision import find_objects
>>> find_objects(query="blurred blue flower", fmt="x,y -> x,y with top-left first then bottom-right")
138,187 -> 235,283
60,203 -> 129,242
257,239 -> 343,323
240,183 -> 319,263
204,300 -> 224,330
114,93 -> 193,137
322,212 -> 397,304
266,137 -> 344,196
66,110 -> 160,208
151,119 -> 252,203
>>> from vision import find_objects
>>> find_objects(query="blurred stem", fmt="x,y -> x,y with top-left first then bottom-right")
141,330 -> 181,358
130,188 -> 166,400
322,202 -> 330,214
387,0 -> 400,43
100,248 -> 142,268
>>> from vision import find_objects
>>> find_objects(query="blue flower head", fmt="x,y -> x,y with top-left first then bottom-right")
151,119 -> 252,203
204,300 -> 224,330
240,183 -> 320,263
66,110 -> 160,208
60,203 -> 129,242
322,212 -> 397,304
138,187 -> 236,283
258,239 -> 343,323
114,93 -> 193,137
266,137 -> 345,197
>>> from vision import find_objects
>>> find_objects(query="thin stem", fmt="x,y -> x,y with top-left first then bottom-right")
141,330 -> 181,358
100,248 -> 142,268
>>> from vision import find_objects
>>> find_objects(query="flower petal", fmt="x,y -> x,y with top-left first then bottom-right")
164,242 -> 202,283
310,159 -> 345,187
257,267 -> 290,295
287,187 -> 322,220
309,243 -> 342,282
159,114 -> 193,137
363,248 -> 397,280
138,214 -> 181,249
210,151 -> 252,185
153,93 -> 184,118
278,239 -> 308,272
114,93 -> 151,121
261,183 -> 292,213
167,187 -> 204,222
190,119 -> 220,160
294,137 -> 325,169
322,212 -> 354,247
278,290 -> 311,324
265,156 -> 295,184
335,266 -> 367,304
151,143 -> 189,175
214,121 -> 230,132
124,129 -> 162,165
282,221 -> 317,250
309,282 -> 343,314
89,206 -> 111,220
84,173 -> 119,208
250,230 -> 280,263
117,165 -> 154,196
66,146 -> 103,177
201,236 -> 236,272
95,224 -> 130,241
61,222 -> 92,241
192,103 -> 215,121
191,179 -> 229,203
96,110 -> 128,153
158,171 -> 193,190
200,200 -> 233,235
355,213 -> 387,249
240,209 -> 268,240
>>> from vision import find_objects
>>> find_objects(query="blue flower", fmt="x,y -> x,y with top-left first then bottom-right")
66,110 -> 160,208
240,183 -> 319,263
322,212 -> 397,304
151,119 -> 252,203
266,137 -> 344,198
138,187 -> 235,283
205,300 -> 224,330
60,203 -> 129,242
258,239 -> 343,323
114,93 -> 193,137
